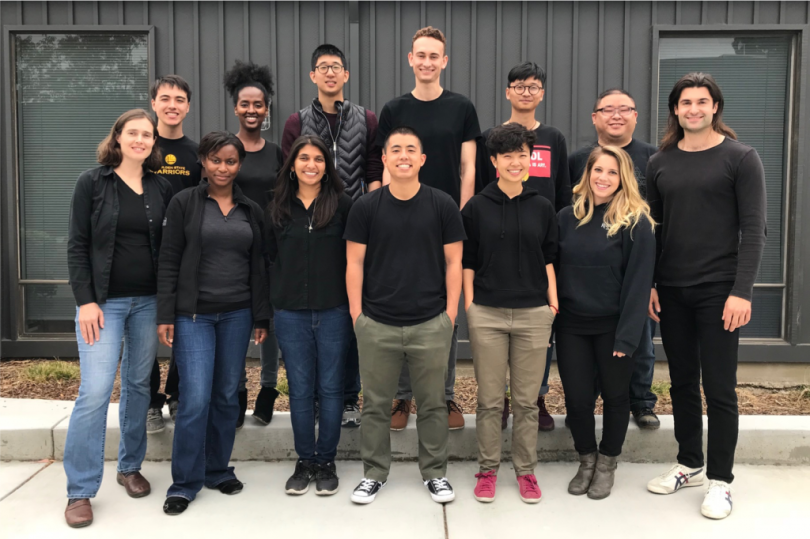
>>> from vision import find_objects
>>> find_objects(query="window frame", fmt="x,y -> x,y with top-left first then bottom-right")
650,24 -> 809,348
3,25 -> 155,340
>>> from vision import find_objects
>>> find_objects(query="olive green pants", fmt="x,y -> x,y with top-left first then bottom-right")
468,303 -> 555,475
355,312 -> 454,482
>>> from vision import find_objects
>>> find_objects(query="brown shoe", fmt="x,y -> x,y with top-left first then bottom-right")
501,395 -> 510,431
65,499 -> 93,528
390,399 -> 411,431
448,400 -> 465,430
117,471 -> 151,498
537,395 -> 555,432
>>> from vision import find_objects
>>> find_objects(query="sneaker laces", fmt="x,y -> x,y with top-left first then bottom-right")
474,471 -> 497,495
447,400 -> 463,414
656,464 -> 686,480
518,474 -> 540,495
428,477 -> 451,493
356,478 -> 378,494
315,463 -> 337,481
637,407 -> 655,417
392,400 -> 410,416
291,461 -> 314,480
706,480 -> 732,497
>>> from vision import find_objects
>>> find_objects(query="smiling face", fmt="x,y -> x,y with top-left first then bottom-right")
382,133 -> 426,182
491,144 -> 531,187
674,86 -> 718,135
408,37 -> 448,84
505,77 -> 544,113
588,154 -> 621,205
310,54 -> 349,98
293,143 -> 327,188
592,92 -> 638,143
151,84 -> 190,128
201,144 -> 241,189
235,86 -> 268,132
115,117 -> 156,164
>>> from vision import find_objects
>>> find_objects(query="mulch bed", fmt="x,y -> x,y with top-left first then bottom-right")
2,359 -> 809,415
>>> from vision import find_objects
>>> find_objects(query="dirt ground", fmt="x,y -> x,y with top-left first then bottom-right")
2,359 -> 809,415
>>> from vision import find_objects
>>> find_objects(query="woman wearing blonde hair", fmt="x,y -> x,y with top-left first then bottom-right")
555,145 -> 655,500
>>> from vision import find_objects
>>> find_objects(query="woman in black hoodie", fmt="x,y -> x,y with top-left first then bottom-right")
461,124 -> 558,504
556,145 -> 655,500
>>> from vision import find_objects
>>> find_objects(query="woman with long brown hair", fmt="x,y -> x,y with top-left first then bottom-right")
556,145 -> 655,500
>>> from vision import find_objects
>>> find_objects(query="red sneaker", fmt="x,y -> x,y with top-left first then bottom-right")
473,470 -> 497,503
517,474 -> 542,503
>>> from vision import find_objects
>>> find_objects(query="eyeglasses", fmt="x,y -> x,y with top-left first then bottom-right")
315,64 -> 345,74
595,106 -> 636,117
508,84 -> 543,95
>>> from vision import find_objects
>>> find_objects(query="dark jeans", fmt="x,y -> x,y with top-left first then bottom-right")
658,282 -> 739,484
149,350 -> 180,408
343,336 -> 361,405
629,318 -> 658,412
167,308 -> 253,501
556,331 -> 635,457
395,323 -> 459,401
274,305 -> 353,463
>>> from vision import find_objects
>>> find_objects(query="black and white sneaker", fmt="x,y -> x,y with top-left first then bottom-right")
424,477 -> 455,503
315,461 -> 339,496
351,478 -> 386,504
285,460 -> 317,495
341,402 -> 361,428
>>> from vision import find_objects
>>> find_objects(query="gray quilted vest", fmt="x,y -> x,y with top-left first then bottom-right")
298,99 -> 368,200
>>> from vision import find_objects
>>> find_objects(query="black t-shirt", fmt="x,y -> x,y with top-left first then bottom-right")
155,136 -> 202,196
107,179 -> 157,298
343,184 -> 467,326
235,141 -> 284,212
481,123 -> 571,211
376,90 -> 481,206
568,138 -> 658,199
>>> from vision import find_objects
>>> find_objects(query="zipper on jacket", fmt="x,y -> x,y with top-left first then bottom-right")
314,104 -> 341,168
191,192 -> 205,322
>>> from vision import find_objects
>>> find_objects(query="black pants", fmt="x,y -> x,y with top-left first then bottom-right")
658,281 -> 739,483
556,331 -> 634,457
149,350 -> 180,408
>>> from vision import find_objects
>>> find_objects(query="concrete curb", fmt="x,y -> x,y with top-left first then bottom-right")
3,399 -> 810,464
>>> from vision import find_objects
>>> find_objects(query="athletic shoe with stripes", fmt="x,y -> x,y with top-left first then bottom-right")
647,464 -> 705,494
701,480 -> 733,520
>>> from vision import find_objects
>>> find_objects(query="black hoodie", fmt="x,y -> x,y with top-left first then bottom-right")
461,182 -> 558,308
556,204 -> 655,356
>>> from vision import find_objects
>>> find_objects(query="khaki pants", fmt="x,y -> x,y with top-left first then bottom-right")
355,312 -> 454,482
467,303 -> 555,475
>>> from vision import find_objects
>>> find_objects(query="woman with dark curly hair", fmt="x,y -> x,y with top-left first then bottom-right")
223,60 -> 284,426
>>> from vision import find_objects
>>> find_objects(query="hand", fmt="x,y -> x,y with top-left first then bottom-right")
78,303 -> 104,345
648,288 -> 661,322
446,308 -> 457,326
254,328 -> 268,345
158,324 -> 174,348
722,295 -> 752,332
351,310 -> 362,327
613,351 -> 626,357
464,297 -> 473,312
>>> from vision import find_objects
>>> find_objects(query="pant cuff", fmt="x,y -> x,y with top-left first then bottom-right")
67,493 -> 97,499
117,466 -> 141,474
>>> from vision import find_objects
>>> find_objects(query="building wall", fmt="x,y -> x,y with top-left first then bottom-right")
2,1 -> 809,360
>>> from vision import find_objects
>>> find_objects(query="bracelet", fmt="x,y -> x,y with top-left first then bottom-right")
549,305 -> 559,315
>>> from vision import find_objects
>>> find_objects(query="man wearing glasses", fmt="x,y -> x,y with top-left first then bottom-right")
568,88 -> 661,430
282,44 -> 383,430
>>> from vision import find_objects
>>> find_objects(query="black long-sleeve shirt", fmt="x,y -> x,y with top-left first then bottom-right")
556,204 -> 656,356
645,138 -> 767,301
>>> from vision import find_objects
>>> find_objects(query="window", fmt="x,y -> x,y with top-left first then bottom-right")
15,32 -> 150,334
657,34 -> 792,339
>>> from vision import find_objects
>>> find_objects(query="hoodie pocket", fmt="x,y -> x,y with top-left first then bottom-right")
479,247 -> 544,291
558,264 -> 622,317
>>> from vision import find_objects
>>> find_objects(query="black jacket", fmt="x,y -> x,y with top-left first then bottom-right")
67,166 -> 173,306
556,204 -> 655,356
157,182 -> 271,328
461,182 -> 558,308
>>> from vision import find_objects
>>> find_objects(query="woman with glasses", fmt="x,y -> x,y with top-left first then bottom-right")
223,60 -> 284,426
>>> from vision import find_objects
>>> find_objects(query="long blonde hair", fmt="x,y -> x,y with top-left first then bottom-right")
572,145 -> 655,237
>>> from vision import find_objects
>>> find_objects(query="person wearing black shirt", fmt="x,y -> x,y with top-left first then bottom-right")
480,61 -> 570,433
556,145 -> 655,501
63,110 -> 173,529
645,73 -> 766,521
345,127 -> 466,505
376,26 -> 480,431
224,60 -> 284,426
267,135 -> 353,497
463,125 -> 558,505
147,75 -> 203,434
568,88 -> 661,430
158,132 -> 270,516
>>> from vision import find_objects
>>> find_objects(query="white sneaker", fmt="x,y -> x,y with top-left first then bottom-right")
424,477 -> 455,503
701,480 -> 733,519
351,478 -> 385,504
647,464 -> 705,494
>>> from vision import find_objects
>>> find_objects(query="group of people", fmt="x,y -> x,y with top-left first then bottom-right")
62,26 -> 766,528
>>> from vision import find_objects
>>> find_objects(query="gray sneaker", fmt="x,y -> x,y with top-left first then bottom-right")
632,408 -> 661,430
169,400 -> 179,422
341,403 -> 361,428
146,407 -> 165,434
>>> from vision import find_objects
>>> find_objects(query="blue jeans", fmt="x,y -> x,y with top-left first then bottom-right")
274,305 -> 353,463
238,323 -> 279,391
629,319 -> 658,412
168,308 -> 253,501
64,296 -> 158,498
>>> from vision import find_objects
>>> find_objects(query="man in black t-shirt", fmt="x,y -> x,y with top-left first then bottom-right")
480,61 -> 571,432
568,88 -> 660,430
345,127 -> 465,505
146,75 -> 201,434
376,26 -> 480,430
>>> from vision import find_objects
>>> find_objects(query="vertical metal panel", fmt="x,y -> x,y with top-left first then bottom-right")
780,1 -> 786,24
420,0 -> 425,27
118,1 -> 123,24
598,1 -> 605,92
445,1 -> 451,89
701,1 -> 707,23
218,1 -> 225,130
319,1 -> 325,44
395,1 -> 401,96
293,1 -> 300,111
192,1 -> 200,140
470,2 -> 476,102
623,2 -> 631,89
754,1 -> 761,23
349,1 -> 360,104
570,2 -> 579,148
545,1 -> 553,123
727,1 -> 734,23
243,2 -> 250,60
369,2 -> 376,110
494,2 -> 502,123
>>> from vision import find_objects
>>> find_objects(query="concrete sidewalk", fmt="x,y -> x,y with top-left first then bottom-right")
0,460 -> 808,538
